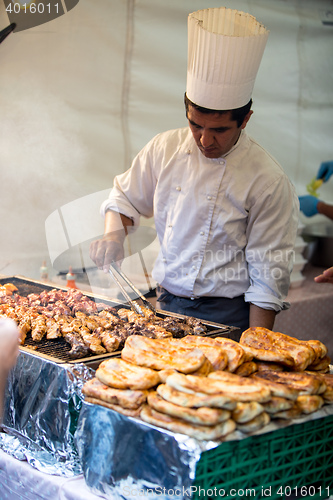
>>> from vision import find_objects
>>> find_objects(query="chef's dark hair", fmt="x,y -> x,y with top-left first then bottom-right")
184,93 -> 252,128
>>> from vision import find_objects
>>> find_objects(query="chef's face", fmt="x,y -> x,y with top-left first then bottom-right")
187,106 -> 252,159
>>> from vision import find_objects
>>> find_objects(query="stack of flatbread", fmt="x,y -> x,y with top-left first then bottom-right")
82,358 -> 160,417
143,370 -> 272,438
82,335 -> 214,420
81,327 -> 332,440
240,327 -> 329,372
250,370 -> 326,419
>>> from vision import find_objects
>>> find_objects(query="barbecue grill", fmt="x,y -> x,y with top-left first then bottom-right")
1,276 -> 240,367
0,274 -> 240,475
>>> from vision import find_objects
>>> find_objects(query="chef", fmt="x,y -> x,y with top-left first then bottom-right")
90,7 -> 299,332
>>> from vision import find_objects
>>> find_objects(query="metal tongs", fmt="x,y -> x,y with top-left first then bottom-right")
108,263 -> 156,317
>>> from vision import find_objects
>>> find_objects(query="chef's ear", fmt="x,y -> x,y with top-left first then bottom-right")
241,110 -> 253,129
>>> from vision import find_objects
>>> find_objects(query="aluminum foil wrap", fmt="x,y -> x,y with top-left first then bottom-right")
0,350 -> 93,477
74,390 -> 333,500
75,402 -> 205,500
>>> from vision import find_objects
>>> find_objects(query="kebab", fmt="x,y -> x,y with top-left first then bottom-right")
0,284 -> 209,358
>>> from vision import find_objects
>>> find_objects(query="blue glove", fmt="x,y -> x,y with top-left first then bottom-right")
299,195 -> 319,217
317,161 -> 333,182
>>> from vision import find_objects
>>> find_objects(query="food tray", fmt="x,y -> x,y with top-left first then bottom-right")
0,276 -> 240,365
193,415 -> 333,500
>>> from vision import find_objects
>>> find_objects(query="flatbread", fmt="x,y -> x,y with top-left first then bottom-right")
140,405 -> 236,441
240,343 -> 295,368
190,356 -> 214,376
234,361 -> 257,377
307,354 -> 331,373
85,396 -> 142,417
82,377 -> 148,409
270,406 -> 302,420
167,371 -> 271,403
296,395 -> 324,414
261,396 -> 294,414
158,369 -> 178,384
148,392 -> 231,426
251,373 -> 299,400
255,361 -> 286,372
121,335 -> 206,373
252,370 -> 322,396
323,388 -> 333,403
240,327 -> 317,371
302,339 -> 327,362
157,384 -> 237,410
319,373 -> 333,403
231,401 -> 264,423
96,358 -> 160,390
173,336 -> 228,371
209,337 -> 247,372
236,412 -> 270,434
303,372 -> 327,395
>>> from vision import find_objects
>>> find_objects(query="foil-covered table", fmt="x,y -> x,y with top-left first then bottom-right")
3,348 -> 333,499
0,448 -> 108,500
1,350 -> 92,477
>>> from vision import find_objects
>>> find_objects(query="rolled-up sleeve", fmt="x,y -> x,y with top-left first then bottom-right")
244,176 -> 300,311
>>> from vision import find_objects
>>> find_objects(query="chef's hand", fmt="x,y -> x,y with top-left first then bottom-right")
314,267 -> 333,284
89,234 -> 125,272
299,195 -> 319,217
317,161 -> 333,182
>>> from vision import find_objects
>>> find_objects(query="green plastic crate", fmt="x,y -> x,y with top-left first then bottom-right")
193,415 -> 333,499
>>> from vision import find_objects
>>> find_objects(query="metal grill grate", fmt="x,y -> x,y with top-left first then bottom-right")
2,276 -> 239,364
23,335 -> 75,363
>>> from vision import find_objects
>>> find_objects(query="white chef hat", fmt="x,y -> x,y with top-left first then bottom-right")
186,7 -> 269,110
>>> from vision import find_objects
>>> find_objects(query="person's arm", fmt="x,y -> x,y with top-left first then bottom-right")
91,138 -> 160,271
244,174 -> 299,329
314,266 -> 333,284
89,211 -> 133,271
0,319 -> 19,422
299,196 -> 333,221
317,201 -> 333,221
249,304 -> 276,330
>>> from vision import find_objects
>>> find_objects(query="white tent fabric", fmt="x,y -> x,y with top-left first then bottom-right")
0,0 -> 332,284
